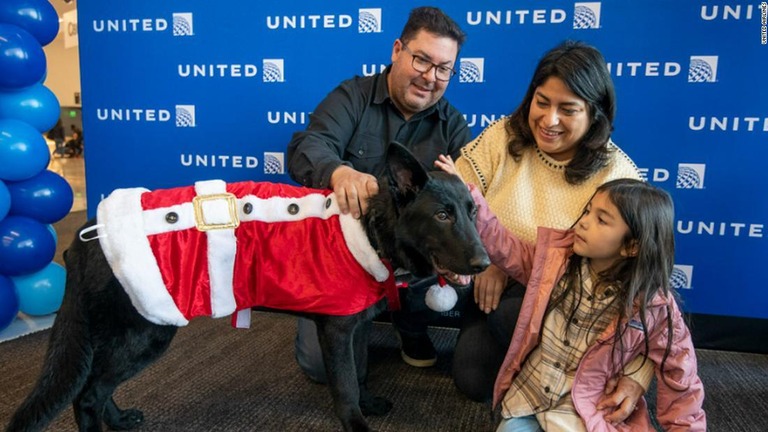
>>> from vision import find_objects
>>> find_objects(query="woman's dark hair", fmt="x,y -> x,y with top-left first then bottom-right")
506,40 -> 616,184
399,6 -> 466,49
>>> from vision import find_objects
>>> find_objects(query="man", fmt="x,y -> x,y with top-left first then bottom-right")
287,6 -> 470,383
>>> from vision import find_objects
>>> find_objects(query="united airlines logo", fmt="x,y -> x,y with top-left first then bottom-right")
267,111 -> 311,125
172,13 -> 193,36
639,163 -> 706,189
688,56 -> 718,82
359,8 -> 382,33
264,8 -> 380,31
95,107 -> 172,122
466,9 -> 567,26
607,61 -> 682,77
670,265 -> 693,289
178,63 -> 258,78
263,152 -> 285,174
263,59 -> 285,83
677,220 -> 764,238
700,4 -> 756,20
459,58 -> 484,83
676,163 -> 705,189
175,105 -> 196,127
180,153 -> 259,169
362,64 -> 387,76
92,12 -> 193,35
464,113 -> 507,128
606,55 -> 718,80
688,116 -> 768,132
573,2 -> 601,29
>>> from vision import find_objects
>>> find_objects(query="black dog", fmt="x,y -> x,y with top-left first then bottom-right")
5,143 -> 489,432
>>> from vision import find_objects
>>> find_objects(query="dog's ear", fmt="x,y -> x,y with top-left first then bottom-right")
386,142 -> 429,201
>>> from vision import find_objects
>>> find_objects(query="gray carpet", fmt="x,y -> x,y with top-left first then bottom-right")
1,313 -> 767,431
0,315 -> 494,431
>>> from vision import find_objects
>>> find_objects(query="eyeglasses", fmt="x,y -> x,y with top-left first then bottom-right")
400,43 -> 456,82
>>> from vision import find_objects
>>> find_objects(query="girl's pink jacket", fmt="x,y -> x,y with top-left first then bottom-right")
469,187 -> 706,432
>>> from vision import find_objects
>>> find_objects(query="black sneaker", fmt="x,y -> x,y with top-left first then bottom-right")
396,330 -> 437,367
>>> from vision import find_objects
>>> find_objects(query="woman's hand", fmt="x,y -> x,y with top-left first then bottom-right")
473,264 -> 508,313
596,376 -> 645,425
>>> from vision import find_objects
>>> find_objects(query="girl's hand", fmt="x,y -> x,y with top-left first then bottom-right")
434,155 -> 462,180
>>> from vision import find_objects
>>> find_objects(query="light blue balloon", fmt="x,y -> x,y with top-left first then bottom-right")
0,274 -> 20,330
0,0 -> 59,46
0,215 -> 55,276
0,180 -> 10,220
0,23 -> 46,89
11,261 -> 65,316
0,119 -> 50,181
0,84 -> 60,132
8,169 -> 73,224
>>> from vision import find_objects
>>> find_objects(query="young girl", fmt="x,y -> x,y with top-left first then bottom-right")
437,156 -> 705,431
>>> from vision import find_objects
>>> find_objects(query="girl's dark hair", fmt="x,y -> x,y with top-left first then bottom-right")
399,7 -> 466,49
506,40 -> 615,185
548,179 -> 680,388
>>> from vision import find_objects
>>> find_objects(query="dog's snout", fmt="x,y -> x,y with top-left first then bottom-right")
470,255 -> 491,273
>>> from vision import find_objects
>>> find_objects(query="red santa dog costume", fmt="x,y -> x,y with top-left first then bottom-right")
90,180 -> 396,328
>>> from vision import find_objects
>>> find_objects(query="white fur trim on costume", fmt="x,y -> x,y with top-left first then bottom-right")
425,284 -> 458,312
238,192 -> 339,223
143,203 -> 195,234
195,180 -> 237,318
339,213 -> 390,282
97,188 -> 189,326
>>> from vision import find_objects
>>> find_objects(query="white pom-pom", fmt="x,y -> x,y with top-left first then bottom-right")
425,283 -> 458,312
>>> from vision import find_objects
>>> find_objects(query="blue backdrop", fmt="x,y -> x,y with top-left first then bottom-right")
76,1 -> 767,321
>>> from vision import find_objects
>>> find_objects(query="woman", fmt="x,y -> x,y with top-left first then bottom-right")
452,41 -> 647,418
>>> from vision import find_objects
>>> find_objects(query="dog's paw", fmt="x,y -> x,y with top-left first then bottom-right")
360,396 -> 393,416
104,408 -> 144,431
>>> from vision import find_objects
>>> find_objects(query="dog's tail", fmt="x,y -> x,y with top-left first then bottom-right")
6,237 -> 94,432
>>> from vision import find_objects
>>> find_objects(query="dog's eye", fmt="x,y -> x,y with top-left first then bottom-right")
435,210 -> 449,221
469,205 -> 478,220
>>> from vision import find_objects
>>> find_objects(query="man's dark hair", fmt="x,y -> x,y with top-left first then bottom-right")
399,6 -> 466,49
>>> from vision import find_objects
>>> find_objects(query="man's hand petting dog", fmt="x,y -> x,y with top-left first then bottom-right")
330,165 -> 379,219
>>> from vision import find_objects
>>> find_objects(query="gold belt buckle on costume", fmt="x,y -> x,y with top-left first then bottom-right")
192,193 -> 240,231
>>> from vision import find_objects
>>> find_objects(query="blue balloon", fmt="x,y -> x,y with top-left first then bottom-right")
0,180 -> 10,220
11,261 -> 65,316
0,84 -> 60,132
7,170 -> 73,224
0,215 -> 55,276
46,223 -> 57,244
0,275 -> 20,331
0,119 -> 50,181
0,0 -> 59,46
0,23 -> 46,89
